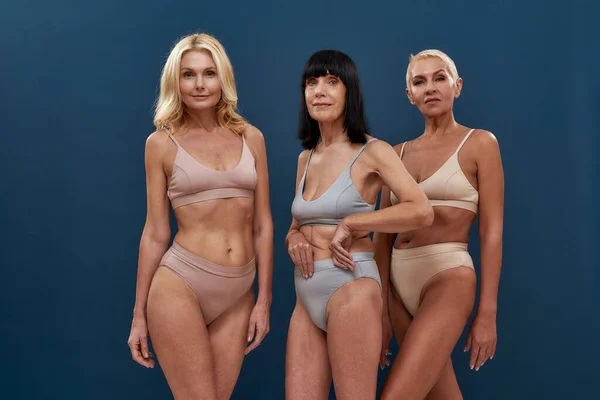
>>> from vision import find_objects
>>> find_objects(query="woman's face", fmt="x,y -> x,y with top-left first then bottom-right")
304,74 -> 347,123
179,49 -> 222,111
406,57 -> 462,118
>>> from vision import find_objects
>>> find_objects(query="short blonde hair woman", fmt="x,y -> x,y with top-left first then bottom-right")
377,49 -> 504,399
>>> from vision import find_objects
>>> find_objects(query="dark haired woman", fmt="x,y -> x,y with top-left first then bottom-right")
284,49 -> 433,400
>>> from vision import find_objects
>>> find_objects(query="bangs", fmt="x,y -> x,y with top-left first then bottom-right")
297,49 -> 369,149
301,50 -> 351,86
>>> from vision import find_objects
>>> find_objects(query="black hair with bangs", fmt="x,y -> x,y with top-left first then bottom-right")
298,50 -> 369,149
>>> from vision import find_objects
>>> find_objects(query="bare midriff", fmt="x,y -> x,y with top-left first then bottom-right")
394,206 -> 476,249
173,197 -> 255,267
300,225 -> 373,261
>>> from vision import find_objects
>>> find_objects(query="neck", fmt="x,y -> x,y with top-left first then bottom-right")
422,111 -> 458,137
185,107 -> 219,132
318,117 -> 346,146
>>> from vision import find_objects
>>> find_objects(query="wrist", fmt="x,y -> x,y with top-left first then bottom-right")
476,305 -> 497,317
133,308 -> 146,319
340,216 -> 356,232
257,293 -> 272,306
286,229 -> 300,245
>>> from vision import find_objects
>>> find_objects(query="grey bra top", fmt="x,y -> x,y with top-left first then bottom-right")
291,139 -> 377,227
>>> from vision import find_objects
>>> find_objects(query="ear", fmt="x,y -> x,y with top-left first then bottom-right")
405,87 -> 416,105
454,77 -> 463,99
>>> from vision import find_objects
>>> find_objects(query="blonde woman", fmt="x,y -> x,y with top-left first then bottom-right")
376,49 -> 504,399
127,33 -> 273,400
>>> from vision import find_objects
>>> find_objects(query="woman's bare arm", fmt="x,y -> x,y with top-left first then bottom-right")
343,140 -> 433,233
133,130 -> 172,318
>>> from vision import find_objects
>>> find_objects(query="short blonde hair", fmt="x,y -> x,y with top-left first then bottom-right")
153,33 -> 247,135
405,49 -> 459,88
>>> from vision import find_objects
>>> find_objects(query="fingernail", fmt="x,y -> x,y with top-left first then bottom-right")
309,273 -> 313,277
490,356 -> 493,360
476,367 -> 480,371
470,365 -> 474,370
144,353 -> 148,358
463,348 -> 467,352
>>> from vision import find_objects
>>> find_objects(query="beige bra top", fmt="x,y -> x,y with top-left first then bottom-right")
391,129 -> 478,213
165,129 -> 257,209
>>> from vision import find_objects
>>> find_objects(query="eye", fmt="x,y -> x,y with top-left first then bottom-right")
436,76 -> 445,81
306,79 -> 317,86
205,70 -> 216,77
328,79 -> 338,85
183,71 -> 194,78
414,80 -> 423,86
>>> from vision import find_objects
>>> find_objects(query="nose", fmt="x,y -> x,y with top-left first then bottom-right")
314,80 -> 326,97
195,76 -> 205,90
425,79 -> 437,95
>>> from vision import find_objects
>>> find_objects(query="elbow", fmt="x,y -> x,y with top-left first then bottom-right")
417,203 -> 434,228
479,230 -> 503,246
149,233 -> 171,247
254,217 -> 274,238
143,226 -> 171,247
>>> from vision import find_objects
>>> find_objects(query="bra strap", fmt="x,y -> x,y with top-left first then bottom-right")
162,125 -> 181,147
399,142 -> 407,159
349,138 -> 378,166
455,129 -> 475,153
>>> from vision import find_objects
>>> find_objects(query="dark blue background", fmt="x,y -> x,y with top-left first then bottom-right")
1,0 -> 597,398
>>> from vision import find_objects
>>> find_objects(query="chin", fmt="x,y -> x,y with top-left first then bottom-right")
421,107 -> 450,118
185,101 -> 219,111
310,112 -> 342,122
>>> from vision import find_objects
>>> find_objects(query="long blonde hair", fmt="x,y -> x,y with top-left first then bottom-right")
153,33 -> 247,134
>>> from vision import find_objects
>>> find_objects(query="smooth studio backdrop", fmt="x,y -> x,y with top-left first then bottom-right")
1,0 -> 597,398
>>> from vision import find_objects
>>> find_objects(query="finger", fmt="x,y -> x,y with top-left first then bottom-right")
380,353 -> 386,369
329,247 -> 348,270
464,332 -> 473,352
292,248 -> 305,277
289,248 -> 302,274
475,345 -> 489,371
247,319 -> 256,344
469,345 -> 480,370
305,247 -> 314,277
491,341 -> 497,360
140,336 -> 151,359
245,329 -> 265,355
129,341 -> 154,368
333,252 -> 353,270
334,244 -> 355,267
288,246 -> 297,265
379,347 -> 391,369
331,253 -> 348,270
297,247 -> 309,278
330,245 -> 354,270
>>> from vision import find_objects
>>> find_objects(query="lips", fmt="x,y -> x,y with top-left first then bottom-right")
313,103 -> 332,107
425,98 -> 441,104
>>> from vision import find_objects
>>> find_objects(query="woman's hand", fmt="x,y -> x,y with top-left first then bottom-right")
380,313 -> 393,369
245,300 -> 271,355
464,311 -> 497,371
287,231 -> 315,278
127,315 -> 155,368
330,219 -> 369,270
